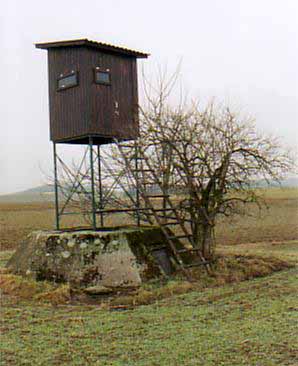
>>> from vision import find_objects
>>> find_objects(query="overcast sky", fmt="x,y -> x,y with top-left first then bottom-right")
1,0 -> 297,194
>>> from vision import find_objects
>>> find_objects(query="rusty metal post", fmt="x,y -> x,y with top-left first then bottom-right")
97,145 -> 104,227
162,142 -> 167,224
134,141 -> 141,226
89,136 -> 97,230
53,142 -> 60,230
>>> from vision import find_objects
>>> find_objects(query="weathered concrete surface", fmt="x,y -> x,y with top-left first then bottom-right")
6,226 -> 176,289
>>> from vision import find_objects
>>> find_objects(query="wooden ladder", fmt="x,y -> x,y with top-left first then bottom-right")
116,140 -> 211,275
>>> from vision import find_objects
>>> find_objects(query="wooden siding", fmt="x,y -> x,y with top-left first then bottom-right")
47,46 -> 140,144
48,47 -> 91,142
89,49 -> 138,140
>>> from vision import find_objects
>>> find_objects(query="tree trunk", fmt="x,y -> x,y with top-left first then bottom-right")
193,219 -> 214,260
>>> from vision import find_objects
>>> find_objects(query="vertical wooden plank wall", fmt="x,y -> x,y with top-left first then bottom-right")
48,47 -> 90,141
47,46 -> 139,143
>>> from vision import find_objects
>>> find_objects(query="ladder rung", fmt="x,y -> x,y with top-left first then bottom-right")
139,181 -> 163,185
125,155 -> 139,159
146,212 -> 175,216
176,248 -> 201,254
131,169 -> 154,172
142,181 -> 161,185
149,246 -> 168,252
150,208 -> 174,213
145,194 -> 170,198
168,235 -> 192,240
160,222 -> 179,226
160,216 -> 179,221
148,214 -> 192,223
184,261 -> 211,268
118,144 -> 136,148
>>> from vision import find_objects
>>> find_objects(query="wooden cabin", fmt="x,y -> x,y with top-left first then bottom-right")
36,39 -> 149,144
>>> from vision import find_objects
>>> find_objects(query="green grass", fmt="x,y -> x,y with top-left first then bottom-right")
215,188 -> 298,245
0,251 -> 13,268
1,269 -> 297,366
0,188 -> 297,365
218,240 -> 298,262
1,243 -> 298,366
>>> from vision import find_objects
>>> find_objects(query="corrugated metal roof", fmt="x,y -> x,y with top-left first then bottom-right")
35,38 -> 149,58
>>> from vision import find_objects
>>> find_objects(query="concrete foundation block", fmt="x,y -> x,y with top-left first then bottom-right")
6,226 -> 176,289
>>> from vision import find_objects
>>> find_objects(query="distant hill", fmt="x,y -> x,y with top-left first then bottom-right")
19,185 -> 55,194
0,185 -> 55,203
280,177 -> 298,187
254,177 -> 298,188
0,177 -> 297,203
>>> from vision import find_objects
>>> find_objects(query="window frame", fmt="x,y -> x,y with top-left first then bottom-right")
57,71 -> 79,91
94,67 -> 111,86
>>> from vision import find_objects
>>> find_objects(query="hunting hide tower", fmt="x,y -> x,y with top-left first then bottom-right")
36,39 -> 148,144
36,39 -> 148,230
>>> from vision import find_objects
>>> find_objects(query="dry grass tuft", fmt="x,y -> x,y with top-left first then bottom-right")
0,254 -> 294,307
35,284 -> 71,305
0,274 -> 70,304
110,281 -> 194,308
0,274 -> 52,300
109,254 -> 294,308
209,254 -> 293,283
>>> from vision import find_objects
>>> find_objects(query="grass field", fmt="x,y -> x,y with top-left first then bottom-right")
1,187 -> 298,250
0,245 -> 297,366
0,187 -> 297,365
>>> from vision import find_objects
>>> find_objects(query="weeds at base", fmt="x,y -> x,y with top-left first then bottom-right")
0,254 -> 294,309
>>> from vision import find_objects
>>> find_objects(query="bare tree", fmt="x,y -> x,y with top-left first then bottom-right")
128,71 -> 295,259
52,68 -> 295,262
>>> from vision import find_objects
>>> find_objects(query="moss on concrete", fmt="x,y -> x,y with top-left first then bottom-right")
6,226 -> 176,289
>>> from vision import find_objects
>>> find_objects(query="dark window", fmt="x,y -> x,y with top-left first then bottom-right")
95,70 -> 110,85
57,72 -> 78,90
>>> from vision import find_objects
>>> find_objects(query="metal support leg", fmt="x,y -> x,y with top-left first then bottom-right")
135,142 -> 141,226
161,142 -> 168,224
53,142 -> 60,230
89,136 -> 97,230
97,145 -> 104,227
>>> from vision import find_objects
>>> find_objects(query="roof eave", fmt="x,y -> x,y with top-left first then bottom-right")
35,39 -> 149,58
